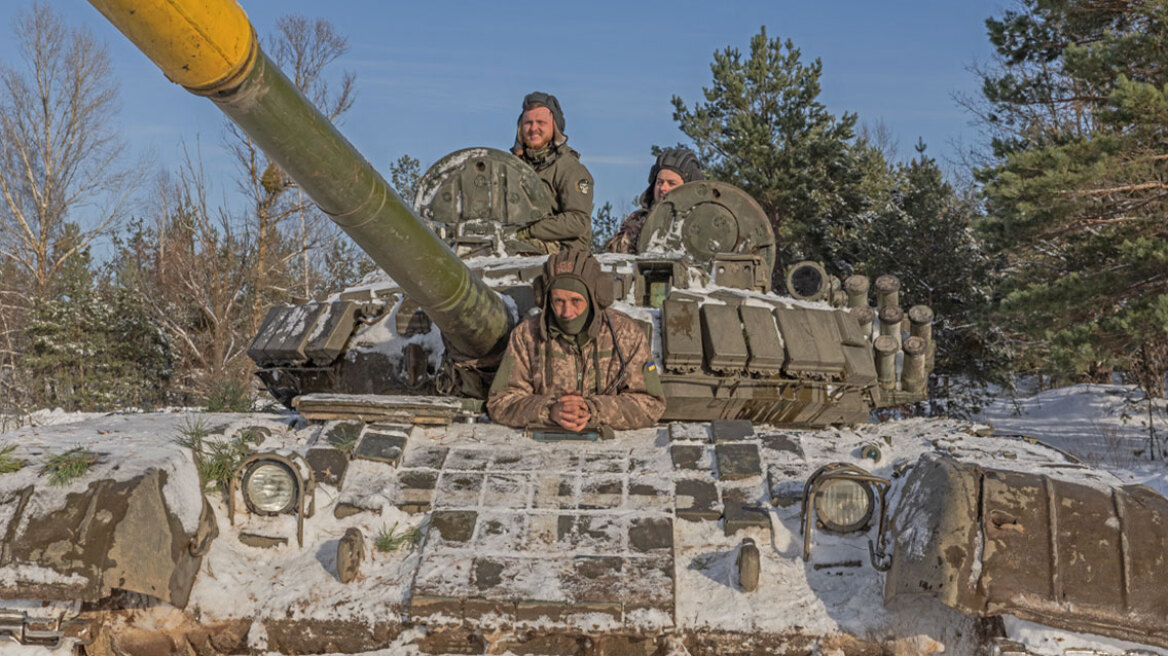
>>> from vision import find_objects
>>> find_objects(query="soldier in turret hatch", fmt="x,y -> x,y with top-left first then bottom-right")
487,249 -> 665,432
510,92 -> 594,254
605,147 -> 704,254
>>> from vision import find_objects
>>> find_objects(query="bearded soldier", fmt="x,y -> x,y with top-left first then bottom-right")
510,91 -> 594,254
487,250 -> 665,431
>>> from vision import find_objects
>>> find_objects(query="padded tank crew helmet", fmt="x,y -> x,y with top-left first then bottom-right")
523,92 -> 565,134
512,91 -> 568,155
533,250 -> 615,340
641,147 -> 705,208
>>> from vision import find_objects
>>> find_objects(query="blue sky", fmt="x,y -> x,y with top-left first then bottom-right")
2,0 -> 1003,219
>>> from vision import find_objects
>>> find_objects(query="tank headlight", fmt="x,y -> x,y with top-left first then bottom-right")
800,462 -> 892,565
242,460 -> 299,515
229,451 -> 315,547
814,478 -> 874,533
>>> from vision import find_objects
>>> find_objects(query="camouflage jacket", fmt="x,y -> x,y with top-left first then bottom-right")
487,309 -> 665,430
604,208 -> 649,254
521,145 -> 594,252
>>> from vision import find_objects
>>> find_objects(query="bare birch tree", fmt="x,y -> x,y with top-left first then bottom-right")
0,2 -> 134,413
0,2 -> 131,297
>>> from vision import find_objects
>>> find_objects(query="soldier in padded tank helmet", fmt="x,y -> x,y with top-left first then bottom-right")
487,250 -> 665,432
510,91 -> 594,254
604,146 -> 704,254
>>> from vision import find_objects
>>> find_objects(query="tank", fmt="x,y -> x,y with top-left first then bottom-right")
249,142 -> 929,428
1,1 -> 1166,655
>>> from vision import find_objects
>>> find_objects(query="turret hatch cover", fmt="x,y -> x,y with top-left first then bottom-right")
637,181 -> 776,277
413,147 -> 554,257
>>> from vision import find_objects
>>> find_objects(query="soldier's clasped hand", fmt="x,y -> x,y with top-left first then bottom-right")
550,394 -> 591,432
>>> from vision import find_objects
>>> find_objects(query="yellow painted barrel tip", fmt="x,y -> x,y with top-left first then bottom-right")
87,0 -> 257,92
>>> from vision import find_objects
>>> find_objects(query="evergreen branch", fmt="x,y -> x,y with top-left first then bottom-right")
40,448 -> 99,486
1123,273 -> 1167,294
1034,206 -> 1162,241
0,443 -> 25,474
1077,182 -> 1168,196
1080,215 -> 1155,225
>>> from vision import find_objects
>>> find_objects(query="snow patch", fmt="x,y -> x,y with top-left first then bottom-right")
161,446 -> 205,535
1002,615 -> 1167,655
978,383 -> 1168,496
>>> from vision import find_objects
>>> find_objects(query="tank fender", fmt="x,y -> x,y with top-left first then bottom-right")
0,468 -> 212,608
886,453 -> 1168,649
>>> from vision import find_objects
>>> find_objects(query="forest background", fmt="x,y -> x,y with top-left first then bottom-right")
0,1 -> 1164,448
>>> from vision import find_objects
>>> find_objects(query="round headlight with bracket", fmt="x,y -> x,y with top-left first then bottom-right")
814,477 -> 875,533
800,462 -> 892,564
228,451 -> 315,547
241,459 -> 299,515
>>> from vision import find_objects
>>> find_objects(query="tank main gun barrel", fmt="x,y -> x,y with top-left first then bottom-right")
86,0 -> 513,359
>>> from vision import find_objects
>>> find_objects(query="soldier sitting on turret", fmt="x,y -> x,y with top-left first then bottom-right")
510,92 -> 594,254
605,147 -> 704,254
487,250 -> 665,432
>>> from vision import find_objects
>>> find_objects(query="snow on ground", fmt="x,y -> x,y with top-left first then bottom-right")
0,408 -> 105,432
976,383 -> 1168,497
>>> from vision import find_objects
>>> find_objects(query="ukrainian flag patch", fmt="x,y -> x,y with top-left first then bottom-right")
644,361 -> 662,396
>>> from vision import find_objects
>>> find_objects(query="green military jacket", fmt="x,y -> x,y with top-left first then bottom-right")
487,309 -> 665,430
521,145 -> 594,252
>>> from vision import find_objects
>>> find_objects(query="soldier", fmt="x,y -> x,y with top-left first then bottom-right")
510,92 -> 594,253
488,250 -> 665,431
605,147 -> 704,254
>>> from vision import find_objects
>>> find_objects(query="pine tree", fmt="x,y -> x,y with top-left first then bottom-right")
975,0 -> 1168,394
22,229 -> 92,409
671,27 -> 868,279
110,183 -> 256,404
591,202 -> 621,253
389,154 -> 423,202
23,224 -> 174,410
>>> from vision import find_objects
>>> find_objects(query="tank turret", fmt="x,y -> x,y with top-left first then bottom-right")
401,149 -> 931,427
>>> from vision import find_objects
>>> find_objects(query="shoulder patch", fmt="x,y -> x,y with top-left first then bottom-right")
577,178 -> 591,195
643,360 -> 663,397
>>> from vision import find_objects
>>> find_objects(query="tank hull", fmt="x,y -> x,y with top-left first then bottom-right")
4,413 -> 1164,654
